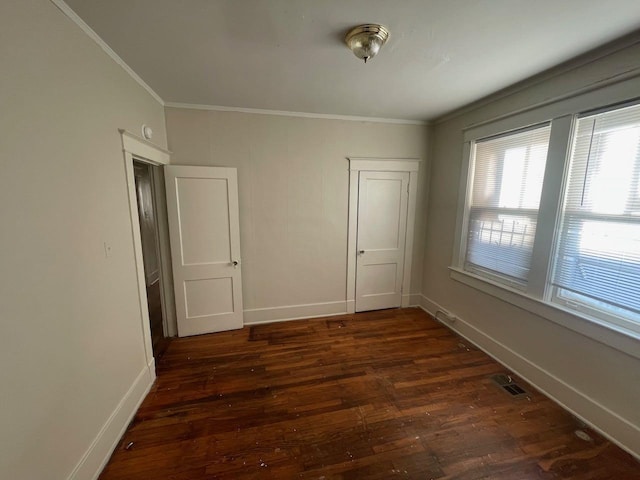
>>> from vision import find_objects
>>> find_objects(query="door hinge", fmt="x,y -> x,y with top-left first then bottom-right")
407,182 -> 410,194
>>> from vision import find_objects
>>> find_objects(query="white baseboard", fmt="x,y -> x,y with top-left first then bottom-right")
243,300 -> 347,325
416,293 -> 640,460
346,299 -> 355,314
408,293 -> 423,307
68,363 -> 156,480
401,293 -> 410,308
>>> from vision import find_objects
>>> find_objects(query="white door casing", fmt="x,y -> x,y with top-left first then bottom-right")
355,171 -> 409,311
121,129 -> 172,374
165,166 -> 243,336
346,158 -> 420,314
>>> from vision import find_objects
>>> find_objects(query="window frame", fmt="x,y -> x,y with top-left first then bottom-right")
451,77 -> 640,359
551,288 -> 640,335
463,122 -> 552,289
456,116 -> 573,300
549,104 -> 640,334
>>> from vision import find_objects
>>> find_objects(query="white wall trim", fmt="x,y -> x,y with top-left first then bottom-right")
346,167 -> 359,314
121,130 -> 173,369
462,74 -> 640,142
448,267 -> 640,360
416,293 -> 640,461
407,293 -> 423,307
435,34 -> 640,125
165,102 -> 429,125
48,0 -> 431,124
346,300 -> 355,313
347,157 -> 421,172
347,158 -> 420,313
243,301 -> 347,325
48,0 -> 164,106
68,364 -> 155,480
403,171 -> 419,307
448,77 -> 640,359
120,130 -> 171,163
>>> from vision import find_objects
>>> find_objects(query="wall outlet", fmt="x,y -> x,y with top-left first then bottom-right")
103,242 -> 113,258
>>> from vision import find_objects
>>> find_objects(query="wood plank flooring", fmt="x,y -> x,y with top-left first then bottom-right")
99,308 -> 640,479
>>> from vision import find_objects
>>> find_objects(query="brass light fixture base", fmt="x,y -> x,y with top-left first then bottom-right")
345,24 -> 390,63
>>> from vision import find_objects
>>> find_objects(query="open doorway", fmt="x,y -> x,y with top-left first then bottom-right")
133,160 -> 170,358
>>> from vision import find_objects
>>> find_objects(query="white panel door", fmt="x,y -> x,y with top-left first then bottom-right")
356,171 -> 409,312
165,166 -> 243,336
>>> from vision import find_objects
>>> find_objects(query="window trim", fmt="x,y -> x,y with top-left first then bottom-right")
450,266 -> 640,360
551,288 -> 640,336
451,75 -> 640,357
548,105 -> 640,327
465,122 -> 551,286
460,119 -> 565,294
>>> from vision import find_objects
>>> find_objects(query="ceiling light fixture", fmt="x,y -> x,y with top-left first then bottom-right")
345,24 -> 390,63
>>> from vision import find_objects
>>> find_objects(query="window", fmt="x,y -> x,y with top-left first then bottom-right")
465,124 -> 551,286
456,99 -> 640,340
551,104 -> 640,329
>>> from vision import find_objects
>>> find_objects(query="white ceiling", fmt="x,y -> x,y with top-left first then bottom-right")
63,0 -> 640,121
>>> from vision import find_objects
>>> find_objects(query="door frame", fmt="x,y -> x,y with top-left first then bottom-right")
120,129 -> 172,374
346,158 -> 420,314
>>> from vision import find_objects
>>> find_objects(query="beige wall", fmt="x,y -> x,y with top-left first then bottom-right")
166,108 -> 430,317
7,2 -> 636,477
422,41 -> 640,456
0,1 -> 166,479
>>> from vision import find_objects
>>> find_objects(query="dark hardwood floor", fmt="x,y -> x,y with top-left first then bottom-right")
99,308 -> 639,479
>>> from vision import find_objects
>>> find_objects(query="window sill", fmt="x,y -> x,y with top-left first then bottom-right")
448,266 -> 640,360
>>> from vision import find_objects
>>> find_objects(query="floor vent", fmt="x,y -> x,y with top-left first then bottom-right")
490,374 -> 528,397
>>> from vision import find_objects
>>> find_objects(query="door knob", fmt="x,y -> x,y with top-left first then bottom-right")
359,250 -> 365,254
232,260 -> 239,267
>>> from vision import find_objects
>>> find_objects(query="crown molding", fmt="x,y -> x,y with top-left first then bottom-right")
435,32 -> 640,125
49,0 -> 165,106
48,0 -> 429,125
165,102 -> 429,126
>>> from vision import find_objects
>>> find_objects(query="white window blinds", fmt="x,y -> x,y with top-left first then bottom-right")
552,104 -> 640,323
466,124 -> 551,284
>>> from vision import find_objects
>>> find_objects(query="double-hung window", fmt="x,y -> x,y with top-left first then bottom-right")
551,104 -> 640,330
465,124 -> 551,287
457,100 -> 640,339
